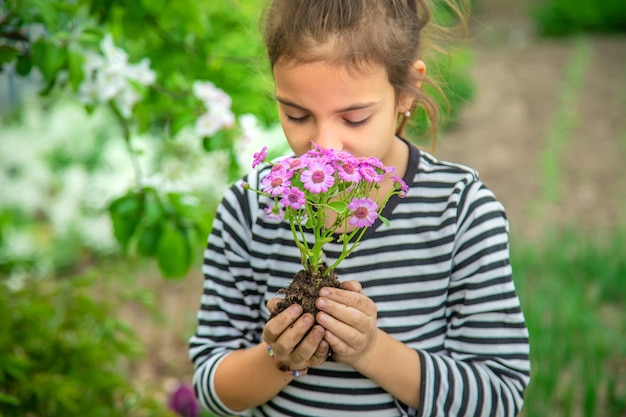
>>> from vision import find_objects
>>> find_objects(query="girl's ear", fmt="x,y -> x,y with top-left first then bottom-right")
413,59 -> 427,89
398,60 -> 427,114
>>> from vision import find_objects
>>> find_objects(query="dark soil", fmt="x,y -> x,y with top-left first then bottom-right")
270,266 -> 342,319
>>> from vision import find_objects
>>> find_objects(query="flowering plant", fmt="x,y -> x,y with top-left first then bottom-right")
245,144 -> 408,278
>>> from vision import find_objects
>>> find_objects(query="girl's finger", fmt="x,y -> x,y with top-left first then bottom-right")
290,324 -> 325,365
341,280 -> 364,294
262,303 -> 303,343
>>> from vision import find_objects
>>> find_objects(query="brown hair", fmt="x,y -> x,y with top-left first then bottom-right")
260,0 -> 469,147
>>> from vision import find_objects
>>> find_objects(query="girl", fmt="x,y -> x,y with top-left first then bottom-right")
189,1 -> 530,416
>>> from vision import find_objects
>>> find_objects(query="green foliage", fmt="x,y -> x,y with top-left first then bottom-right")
512,229 -> 626,416
1,0 -> 273,126
109,187 -> 214,279
0,273 -> 177,417
531,0 -> 626,36
408,46 -> 475,141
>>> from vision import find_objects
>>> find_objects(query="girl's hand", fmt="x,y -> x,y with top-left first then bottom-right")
262,298 -> 330,371
315,280 -> 380,367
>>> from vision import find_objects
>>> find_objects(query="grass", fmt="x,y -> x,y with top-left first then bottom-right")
512,229 -> 626,417
536,36 -> 591,206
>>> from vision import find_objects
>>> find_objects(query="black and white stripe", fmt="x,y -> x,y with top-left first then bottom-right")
189,142 -> 530,416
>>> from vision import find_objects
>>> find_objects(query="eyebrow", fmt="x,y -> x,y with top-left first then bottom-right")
276,96 -> 376,113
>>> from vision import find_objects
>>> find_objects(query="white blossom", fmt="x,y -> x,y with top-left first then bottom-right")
192,81 -> 232,108
101,33 -> 129,67
77,33 -> 156,118
192,80 -> 236,137
195,105 -> 234,137
127,58 -> 157,85
238,113 -> 260,144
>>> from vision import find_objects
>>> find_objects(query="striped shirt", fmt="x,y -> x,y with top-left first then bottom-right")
189,142 -> 530,416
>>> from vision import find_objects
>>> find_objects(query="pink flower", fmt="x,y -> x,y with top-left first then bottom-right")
281,187 -> 306,209
359,163 -> 384,183
264,204 -> 285,220
279,157 -> 304,171
391,174 -> 409,195
167,384 -> 200,417
337,160 -> 362,183
262,168 -> 291,197
360,157 -> 385,171
348,198 -> 378,227
301,161 -> 335,194
252,146 -> 268,168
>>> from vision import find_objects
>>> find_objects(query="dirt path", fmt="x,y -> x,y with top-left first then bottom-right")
436,0 -> 626,239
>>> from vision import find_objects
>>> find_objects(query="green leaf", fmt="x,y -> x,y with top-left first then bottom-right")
181,224 -> 200,263
136,222 -> 162,257
143,189 -> 164,222
31,40 -> 66,84
170,111 -> 198,137
0,393 -> 21,406
379,214 -> 391,227
0,46 -> 19,66
15,54 -> 34,76
157,221 -> 190,278
326,201 -> 348,214
30,0 -> 59,26
305,215 -> 315,229
108,192 -> 144,253
67,43 -> 84,90
166,192 -> 199,220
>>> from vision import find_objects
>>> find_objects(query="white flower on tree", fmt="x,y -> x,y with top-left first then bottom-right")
192,80 -> 235,137
78,34 -> 156,118
238,113 -> 260,144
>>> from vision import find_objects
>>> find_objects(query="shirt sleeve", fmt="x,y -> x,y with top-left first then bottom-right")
188,179 -> 264,417
415,179 -> 531,417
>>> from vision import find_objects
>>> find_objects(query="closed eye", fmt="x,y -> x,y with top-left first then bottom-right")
286,114 -> 310,124
345,117 -> 371,127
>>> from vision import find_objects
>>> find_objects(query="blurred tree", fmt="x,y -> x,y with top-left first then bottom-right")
0,0 -> 272,278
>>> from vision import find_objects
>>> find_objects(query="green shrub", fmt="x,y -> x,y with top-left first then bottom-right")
531,0 -> 626,36
512,229 -> 626,416
0,272 -> 176,417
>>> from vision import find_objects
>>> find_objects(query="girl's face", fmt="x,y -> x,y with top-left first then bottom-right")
273,60 -> 412,172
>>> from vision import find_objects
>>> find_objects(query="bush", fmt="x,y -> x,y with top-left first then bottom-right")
531,0 -> 626,36
0,271 -> 176,417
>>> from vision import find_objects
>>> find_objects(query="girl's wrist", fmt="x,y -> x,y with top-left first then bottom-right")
351,328 -> 386,374
266,343 -> 309,378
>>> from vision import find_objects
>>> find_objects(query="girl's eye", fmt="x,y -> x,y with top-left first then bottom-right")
286,114 -> 309,124
345,117 -> 371,128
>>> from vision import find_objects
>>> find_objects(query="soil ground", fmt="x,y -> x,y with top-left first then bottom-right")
125,0 -> 626,400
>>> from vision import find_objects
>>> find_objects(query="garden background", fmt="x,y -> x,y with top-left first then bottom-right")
1,0 -> 625,416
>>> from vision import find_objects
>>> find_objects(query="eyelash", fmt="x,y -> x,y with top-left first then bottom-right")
286,115 -> 309,124
346,118 -> 370,127
286,114 -> 371,127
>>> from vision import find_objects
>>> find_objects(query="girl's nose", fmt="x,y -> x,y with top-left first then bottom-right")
312,123 -> 343,151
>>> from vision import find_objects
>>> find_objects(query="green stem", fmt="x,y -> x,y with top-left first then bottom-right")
328,226 -> 366,272
110,103 -> 143,188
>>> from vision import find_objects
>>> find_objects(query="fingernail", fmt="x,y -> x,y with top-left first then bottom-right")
303,315 -> 313,325
290,304 -> 302,314
318,313 -> 327,324
319,288 -> 329,297
316,298 -> 326,308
